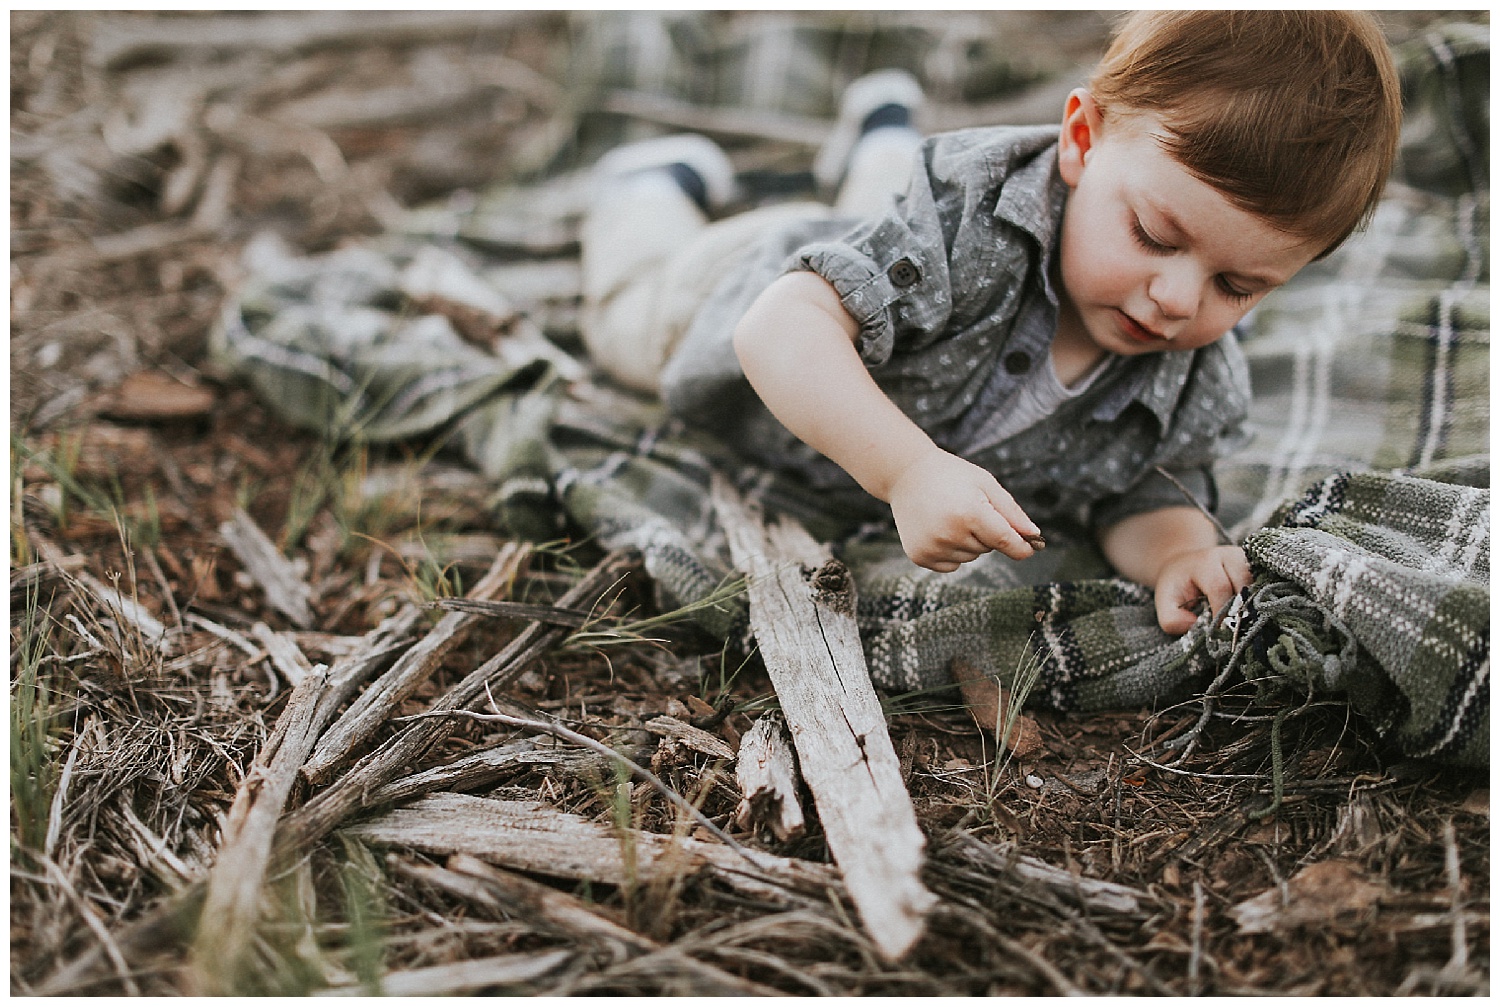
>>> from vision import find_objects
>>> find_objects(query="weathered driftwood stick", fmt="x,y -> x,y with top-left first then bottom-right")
951,832 -> 1150,918
322,950 -> 574,997
188,607 -> 421,993
734,711 -> 806,842
219,507 -> 315,629
399,707 -> 749,858
438,854 -> 784,996
301,543 -> 527,784
278,550 -> 638,852
364,738 -> 540,807
343,793 -> 834,903
250,621 -> 312,690
710,474 -> 935,962
88,11 -> 550,69
364,729 -> 655,812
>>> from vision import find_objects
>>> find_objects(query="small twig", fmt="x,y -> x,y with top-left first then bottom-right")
1153,465 -> 1233,545
1188,881 -> 1206,995
1122,746 -> 1267,781
142,546 -> 184,634
1441,819 -> 1469,980
45,724 -> 85,859
396,690 -> 758,866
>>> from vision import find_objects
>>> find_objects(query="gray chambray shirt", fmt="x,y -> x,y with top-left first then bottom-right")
660,124 -> 1251,533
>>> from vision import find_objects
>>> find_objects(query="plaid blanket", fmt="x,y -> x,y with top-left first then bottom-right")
212,20 -> 1488,766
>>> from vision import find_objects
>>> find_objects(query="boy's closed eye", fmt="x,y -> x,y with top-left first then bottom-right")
1129,213 -> 1260,303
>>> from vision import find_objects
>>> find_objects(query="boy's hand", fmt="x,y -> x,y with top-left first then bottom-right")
887,449 -> 1042,572
1152,544 -> 1251,635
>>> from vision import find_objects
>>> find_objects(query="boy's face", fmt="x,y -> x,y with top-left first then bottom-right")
1055,91 -> 1319,358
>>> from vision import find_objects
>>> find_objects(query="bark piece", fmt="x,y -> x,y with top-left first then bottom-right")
300,543 -> 527,784
643,715 -> 735,761
953,658 -> 1044,759
710,475 -> 935,961
219,507 -> 315,629
100,371 -> 215,422
734,712 -> 805,842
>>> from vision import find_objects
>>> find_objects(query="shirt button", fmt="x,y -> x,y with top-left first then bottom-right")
887,258 -> 920,288
1004,351 -> 1031,375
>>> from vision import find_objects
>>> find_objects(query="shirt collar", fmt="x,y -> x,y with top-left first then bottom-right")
991,129 -> 1069,305
1088,353 -> 1190,425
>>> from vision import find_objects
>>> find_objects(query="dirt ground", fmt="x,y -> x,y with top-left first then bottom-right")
11,11 -> 1489,996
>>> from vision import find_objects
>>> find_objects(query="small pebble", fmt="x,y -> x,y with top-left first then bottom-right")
1025,773 -> 1044,789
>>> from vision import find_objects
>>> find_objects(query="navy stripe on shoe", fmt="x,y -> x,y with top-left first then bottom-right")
664,162 -> 710,213
860,102 -> 913,135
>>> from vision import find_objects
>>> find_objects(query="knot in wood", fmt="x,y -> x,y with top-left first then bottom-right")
806,558 -> 854,614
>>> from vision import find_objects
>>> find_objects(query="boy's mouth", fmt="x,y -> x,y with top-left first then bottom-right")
1116,310 -> 1167,344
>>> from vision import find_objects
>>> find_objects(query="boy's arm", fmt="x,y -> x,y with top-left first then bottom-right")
1098,506 -> 1250,635
734,270 -> 1042,571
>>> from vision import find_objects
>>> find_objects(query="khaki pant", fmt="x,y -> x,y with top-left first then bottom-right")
579,128 -> 921,394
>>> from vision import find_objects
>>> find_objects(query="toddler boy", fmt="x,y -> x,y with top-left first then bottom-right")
580,12 -> 1401,659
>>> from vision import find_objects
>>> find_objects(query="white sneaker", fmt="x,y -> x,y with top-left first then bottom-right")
592,134 -> 738,213
813,69 -> 926,196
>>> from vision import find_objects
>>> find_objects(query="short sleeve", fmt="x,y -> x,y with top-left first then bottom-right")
789,132 -> 995,368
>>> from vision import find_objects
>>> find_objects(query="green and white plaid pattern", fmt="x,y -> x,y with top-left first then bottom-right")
213,23 -> 1488,766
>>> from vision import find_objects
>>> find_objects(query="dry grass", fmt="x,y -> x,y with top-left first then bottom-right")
11,10 -> 1489,996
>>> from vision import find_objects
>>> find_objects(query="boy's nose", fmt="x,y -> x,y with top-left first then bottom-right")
1147,262 -> 1200,321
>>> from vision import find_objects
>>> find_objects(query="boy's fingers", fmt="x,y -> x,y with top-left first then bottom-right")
1156,597 -> 1198,636
982,484 -> 1041,538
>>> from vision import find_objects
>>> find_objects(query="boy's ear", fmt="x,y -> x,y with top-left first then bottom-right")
1058,88 -> 1102,188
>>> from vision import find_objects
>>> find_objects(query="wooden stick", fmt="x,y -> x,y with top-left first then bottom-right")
300,543 -> 527,784
734,711 -> 806,842
710,475 -> 935,961
218,507 -> 315,629
949,832 -> 1149,917
363,737 -> 540,807
250,621 -> 312,690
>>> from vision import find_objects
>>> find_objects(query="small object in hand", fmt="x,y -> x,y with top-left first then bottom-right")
1023,533 -> 1047,551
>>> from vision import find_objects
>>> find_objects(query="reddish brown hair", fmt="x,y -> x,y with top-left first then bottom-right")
1089,10 -> 1402,257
